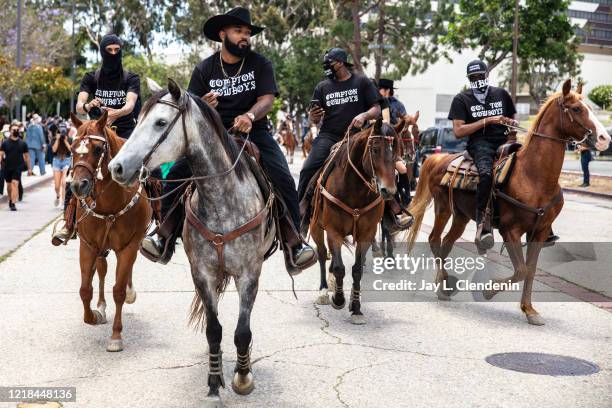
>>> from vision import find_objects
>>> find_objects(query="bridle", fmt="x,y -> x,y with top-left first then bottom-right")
346,125 -> 396,194
502,96 -> 594,147
136,93 -> 252,201
398,122 -> 417,164
71,127 -> 143,256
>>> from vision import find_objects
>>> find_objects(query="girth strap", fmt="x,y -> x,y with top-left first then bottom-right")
495,189 -> 563,239
185,190 -> 274,274
319,185 -> 383,242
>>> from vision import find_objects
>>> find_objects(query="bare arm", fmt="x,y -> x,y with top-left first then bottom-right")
76,91 -> 90,115
23,152 -> 31,171
52,135 -> 60,153
349,104 -> 382,129
452,115 -> 507,139
233,94 -> 275,133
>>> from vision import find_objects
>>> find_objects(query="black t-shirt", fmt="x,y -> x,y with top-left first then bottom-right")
80,71 -> 141,137
448,86 -> 517,146
188,51 -> 279,130
1,138 -> 28,170
312,73 -> 380,137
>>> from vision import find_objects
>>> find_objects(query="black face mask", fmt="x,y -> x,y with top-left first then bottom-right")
100,46 -> 123,79
11,130 -> 19,138
223,36 -> 251,59
323,60 -> 337,80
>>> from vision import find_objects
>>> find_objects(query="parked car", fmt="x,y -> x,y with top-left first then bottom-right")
418,126 -> 467,164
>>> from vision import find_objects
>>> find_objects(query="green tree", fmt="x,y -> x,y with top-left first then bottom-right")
25,66 -> 74,115
589,85 -> 612,110
0,54 -> 29,119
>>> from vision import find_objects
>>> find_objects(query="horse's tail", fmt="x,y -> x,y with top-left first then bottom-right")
406,157 -> 435,252
188,274 -> 231,332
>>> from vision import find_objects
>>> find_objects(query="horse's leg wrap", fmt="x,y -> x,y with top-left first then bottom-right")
208,351 -> 225,388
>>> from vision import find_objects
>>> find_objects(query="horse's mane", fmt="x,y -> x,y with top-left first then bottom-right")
141,89 -> 246,179
524,90 -> 582,148
335,123 -> 399,168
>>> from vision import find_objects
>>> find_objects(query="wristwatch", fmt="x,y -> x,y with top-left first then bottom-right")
246,112 -> 255,122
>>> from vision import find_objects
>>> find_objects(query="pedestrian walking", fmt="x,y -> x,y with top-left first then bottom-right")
0,123 -> 31,211
578,144 -> 592,187
51,121 -> 72,207
25,114 -> 47,176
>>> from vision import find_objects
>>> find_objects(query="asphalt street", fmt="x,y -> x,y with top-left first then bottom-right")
0,155 -> 610,408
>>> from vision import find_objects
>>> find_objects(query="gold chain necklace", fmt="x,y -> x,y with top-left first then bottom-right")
219,52 -> 245,79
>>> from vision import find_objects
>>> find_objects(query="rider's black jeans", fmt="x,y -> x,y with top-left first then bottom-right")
161,127 -> 301,229
297,132 -> 342,204
467,138 -> 506,221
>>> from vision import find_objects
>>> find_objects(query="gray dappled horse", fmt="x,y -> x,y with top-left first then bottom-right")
109,79 -> 275,407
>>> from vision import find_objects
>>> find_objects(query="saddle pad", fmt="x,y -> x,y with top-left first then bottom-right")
440,152 -> 517,191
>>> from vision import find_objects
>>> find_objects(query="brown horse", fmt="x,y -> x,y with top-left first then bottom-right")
302,126 -> 315,158
310,118 -> 403,324
406,79 -> 610,325
377,111 -> 421,257
281,129 -> 297,164
69,111 -> 152,351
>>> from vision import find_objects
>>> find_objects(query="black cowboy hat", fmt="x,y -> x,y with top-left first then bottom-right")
378,78 -> 396,90
203,7 -> 264,42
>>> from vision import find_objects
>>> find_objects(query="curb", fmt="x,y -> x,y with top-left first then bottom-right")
561,170 -> 612,180
562,187 -> 612,200
0,173 -> 54,205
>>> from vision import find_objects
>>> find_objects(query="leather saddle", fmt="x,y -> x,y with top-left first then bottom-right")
440,142 -> 522,191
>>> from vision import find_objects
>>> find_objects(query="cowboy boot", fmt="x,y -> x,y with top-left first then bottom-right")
475,208 -> 494,252
277,214 -> 317,276
140,199 -> 185,265
51,197 -> 77,246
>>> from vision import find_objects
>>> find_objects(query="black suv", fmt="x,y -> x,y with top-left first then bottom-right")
419,126 -> 467,164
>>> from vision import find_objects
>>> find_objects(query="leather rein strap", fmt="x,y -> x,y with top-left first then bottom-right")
184,187 -> 274,274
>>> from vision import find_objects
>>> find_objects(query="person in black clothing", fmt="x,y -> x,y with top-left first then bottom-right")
0,123 -> 31,211
141,7 -> 315,273
52,34 -> 141,245
448,59 -> 517,250
297,48 -> 381,233
76,34 -> 140,139
578,144 -> 592,187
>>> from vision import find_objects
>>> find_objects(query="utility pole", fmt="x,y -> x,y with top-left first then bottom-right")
16,0 -> 22,120
510,0 -> 519,103
70,0 -> 76,113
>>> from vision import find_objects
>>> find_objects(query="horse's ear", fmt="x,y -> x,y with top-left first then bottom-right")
70,112 -> 83,129
95,109 -> 108,131
147,77 -> 163,93
168,78 -> 182,100
374,117 -> 383,133
576,82 -> 583,95
414,110 -> 420,121
394,118 -> 406,134
562,79 -> 572,97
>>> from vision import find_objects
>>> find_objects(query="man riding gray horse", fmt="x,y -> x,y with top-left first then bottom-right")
141,7 -> 316,274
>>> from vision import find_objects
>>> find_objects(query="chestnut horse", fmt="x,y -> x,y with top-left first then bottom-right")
311,118 -> 403,324
69,111 -> 152,351
302,126 -> 315,158
280,121 -> 297,164
406,79 -> 610,325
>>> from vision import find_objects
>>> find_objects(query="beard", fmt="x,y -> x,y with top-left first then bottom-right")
224,36 -> 251,58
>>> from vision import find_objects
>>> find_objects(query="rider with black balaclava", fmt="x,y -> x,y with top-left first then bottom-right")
448,59 -> 517,250
297,48 -> 381,234
52,34 -> 141,246
76,34 -> 141,139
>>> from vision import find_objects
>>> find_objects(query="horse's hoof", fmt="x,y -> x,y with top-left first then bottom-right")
331,295 -> 345,310
316,289 -> 331,305
202,395 -> 223,408
482,289 -> 497,300
351,314 -> 366,325
92,309 -> 107,324
526,314 -> 545,326
106,338 -> 124,352
231,372 -> 255,395
125,286 -> 137,304
436,289 -> 451,301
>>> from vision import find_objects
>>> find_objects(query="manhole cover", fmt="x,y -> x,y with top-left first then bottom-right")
485,352 -> 600,376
